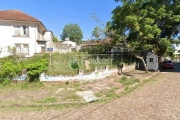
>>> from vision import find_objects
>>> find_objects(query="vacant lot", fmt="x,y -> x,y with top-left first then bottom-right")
0,63 -> 179,120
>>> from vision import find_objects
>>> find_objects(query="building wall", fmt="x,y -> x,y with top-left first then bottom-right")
44,31 -> 53,49
172,44 -> 180,55
0,21 -> 51,58
62,40 -> 76,47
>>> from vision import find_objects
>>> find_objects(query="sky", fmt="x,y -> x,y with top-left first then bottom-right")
0,0 -> 121,40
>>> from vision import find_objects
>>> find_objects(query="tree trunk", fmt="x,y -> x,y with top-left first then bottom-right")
123,39 -> 149,73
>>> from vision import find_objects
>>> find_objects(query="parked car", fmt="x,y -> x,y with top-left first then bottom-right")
161,60 -> 174,69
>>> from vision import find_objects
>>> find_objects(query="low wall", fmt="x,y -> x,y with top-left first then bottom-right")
40,64 -> 135,82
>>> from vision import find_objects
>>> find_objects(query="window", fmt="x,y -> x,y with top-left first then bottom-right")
23,44 -> 29,54
15,44 -> 21,53
149,58 -> 153,62
15,44 -> 29,54
41,46 -> 46,52
14,26 -> 21,36
13,25 -> 29,36
22,26 -> 29,36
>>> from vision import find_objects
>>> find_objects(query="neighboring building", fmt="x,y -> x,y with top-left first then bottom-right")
81,38 -> 112,53
0,10 -> 53,58
172,44 -> 180,56
62,38 -> 76,47
82,38 -> 111,48
61,38 -> 77,52
81,38 -> 129,54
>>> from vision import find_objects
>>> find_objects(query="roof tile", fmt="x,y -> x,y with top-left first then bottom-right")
0,10 -> 39,22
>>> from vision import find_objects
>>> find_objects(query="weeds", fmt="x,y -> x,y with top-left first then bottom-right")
36,97 -> 58,103
116,76 -> 140,86
0,80 -> 44,90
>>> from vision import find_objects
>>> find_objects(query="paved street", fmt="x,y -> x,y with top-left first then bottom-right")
0,63 -> 180,120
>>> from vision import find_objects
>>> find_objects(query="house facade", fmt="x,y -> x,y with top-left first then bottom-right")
0,10 -> 53,58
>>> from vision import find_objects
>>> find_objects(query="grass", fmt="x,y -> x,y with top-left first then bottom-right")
0,81 -> 44,90
0,102 -> 86,112
62,90 -> 80,101
95,90 -> 104,97
36,97 -> 58,103
0,72 -> 159,112
115,76 -> 140,86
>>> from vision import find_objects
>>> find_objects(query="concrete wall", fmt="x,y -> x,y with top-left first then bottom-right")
50,42 -> 71,53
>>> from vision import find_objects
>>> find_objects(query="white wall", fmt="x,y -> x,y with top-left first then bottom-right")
0,21 -> 50,58
172,44 -> 180,55
44,31 -> 53,49
62,40 -> 76,47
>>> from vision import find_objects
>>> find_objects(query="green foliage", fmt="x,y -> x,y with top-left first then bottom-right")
60,23 -> 83,44
1,78 -> 11,86
110,0 -> 180,58
80,44 -> 108,54
0,53 -> 135,81
69,61 -> 79,70
23,57 -> 48,82
53,36 -> 59,42
0,58 -> 22,79
106,87 -> 117,98
91,26 -> 106,40
36,97 -> 58,103
0,55 -> 48,82
48,52 -> 87,75
116,76 -> 140,86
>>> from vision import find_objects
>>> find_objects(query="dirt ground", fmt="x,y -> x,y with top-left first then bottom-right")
0,67 -> 153,106
1,63 -> 179,120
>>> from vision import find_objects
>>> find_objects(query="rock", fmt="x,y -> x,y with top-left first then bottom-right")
76,91 -> 98,102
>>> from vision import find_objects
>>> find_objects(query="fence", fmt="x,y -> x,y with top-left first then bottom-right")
48,53 -> 135,75
0,53 -> 136,76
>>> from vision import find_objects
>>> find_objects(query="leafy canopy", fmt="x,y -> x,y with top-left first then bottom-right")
91,26 -> 106,40
60,23 -> 83,44
110,0 -> 180,57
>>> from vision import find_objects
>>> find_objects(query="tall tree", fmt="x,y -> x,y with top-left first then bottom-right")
91,26 -> 106,40
108,0 -> 180,72
60,23 -> 83,44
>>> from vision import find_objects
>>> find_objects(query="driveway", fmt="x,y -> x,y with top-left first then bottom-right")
0,64 -> 180,120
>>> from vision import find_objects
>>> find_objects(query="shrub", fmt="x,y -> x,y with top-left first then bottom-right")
0,60 -> 22,79
0,55 -> 48,82
24,58 -> 48,82
1,78 -> 11,86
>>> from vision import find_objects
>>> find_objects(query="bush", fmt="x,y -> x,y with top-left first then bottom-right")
23,57 -> 48,82
1,78 -> 11,86
0,55 -> 48,82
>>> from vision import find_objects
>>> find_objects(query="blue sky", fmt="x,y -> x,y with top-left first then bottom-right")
0,0 -> 120,40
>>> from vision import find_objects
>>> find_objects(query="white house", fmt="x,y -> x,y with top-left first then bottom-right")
61,38 -> 77,52
172,44 -> 180,55
0,10 -> 53,58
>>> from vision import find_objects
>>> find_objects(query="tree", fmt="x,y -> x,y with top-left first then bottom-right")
60,23 -> 83,44
53,36 -> 59,42
91,26 -> 106,40
108,0 -> 180,72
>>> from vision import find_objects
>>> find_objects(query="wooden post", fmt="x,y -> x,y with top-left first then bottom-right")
50,52 -> 52,69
